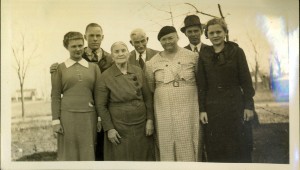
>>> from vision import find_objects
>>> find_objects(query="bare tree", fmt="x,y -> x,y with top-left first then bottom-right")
247,33 -> 260,90
184,3 -> 220,18
185,3 -> 229,41
146,2 -> 175,26
12,32 -> 38,118
246,32 -> 272,90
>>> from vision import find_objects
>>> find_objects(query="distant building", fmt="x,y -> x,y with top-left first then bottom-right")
12,89 -> 39,102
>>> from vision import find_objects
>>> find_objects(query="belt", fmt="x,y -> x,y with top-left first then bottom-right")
156,80 -> 196,88
110,100 -> 143,107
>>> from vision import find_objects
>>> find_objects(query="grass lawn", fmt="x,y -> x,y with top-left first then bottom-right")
10,90 -> 290,163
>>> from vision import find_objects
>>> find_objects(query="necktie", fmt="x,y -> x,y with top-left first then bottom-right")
91,51 -> 98,62
193,47 -> 198,52
138,53 -> 145,69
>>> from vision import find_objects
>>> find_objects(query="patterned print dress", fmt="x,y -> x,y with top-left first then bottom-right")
145,47 -> 202,161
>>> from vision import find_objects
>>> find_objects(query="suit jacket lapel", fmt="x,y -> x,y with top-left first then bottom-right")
184,45 -> 192,51
129,51 -> 137,65
145,48 -> 151,61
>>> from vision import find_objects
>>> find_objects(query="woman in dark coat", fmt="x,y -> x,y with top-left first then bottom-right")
96,41 -> 155,161
196,18 -> 255,163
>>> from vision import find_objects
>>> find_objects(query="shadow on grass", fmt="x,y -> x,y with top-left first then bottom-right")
15,123 -> 289,163
252,123 -> 289,164
16,152 -> 57,161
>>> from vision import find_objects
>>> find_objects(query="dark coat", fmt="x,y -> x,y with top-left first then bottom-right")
81,47 -> 113,160
128,48 -> 159,68
95,63 -> 155,161
82,47 -> 113,73
196,41 -> 255,162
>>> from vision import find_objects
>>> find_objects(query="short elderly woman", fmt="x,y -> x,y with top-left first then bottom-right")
51,32 -> 101,161
96,41 -> 155,161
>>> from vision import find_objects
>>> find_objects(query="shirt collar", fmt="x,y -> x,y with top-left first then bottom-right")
189,43 -> 202,52
65,58 -> 89,68
85,47 -> 103,60
135,50 -> 146,61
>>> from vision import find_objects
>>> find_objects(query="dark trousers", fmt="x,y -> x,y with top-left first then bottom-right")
95,130 -> 104,161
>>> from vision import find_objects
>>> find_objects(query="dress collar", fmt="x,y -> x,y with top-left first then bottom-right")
112,63 -> 135,77
65,58 -> 89,68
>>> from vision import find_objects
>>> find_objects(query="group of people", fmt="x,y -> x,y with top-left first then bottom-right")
51,15 -> 255,163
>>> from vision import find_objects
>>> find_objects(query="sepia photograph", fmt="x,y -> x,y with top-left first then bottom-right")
1,0 -> 299,169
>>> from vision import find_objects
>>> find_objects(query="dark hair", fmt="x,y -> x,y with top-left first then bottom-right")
63,32 -> 84,48
204,18 -> 229,39
85,23 -> 103,33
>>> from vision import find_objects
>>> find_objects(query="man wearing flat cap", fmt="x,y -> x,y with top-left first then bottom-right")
181,15 -> 208,53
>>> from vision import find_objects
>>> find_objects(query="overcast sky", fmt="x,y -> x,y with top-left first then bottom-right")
1,0 -> 299,95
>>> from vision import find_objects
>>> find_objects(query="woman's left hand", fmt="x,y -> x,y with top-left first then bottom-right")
145,119 -> 154,136
244,109 -> 254,121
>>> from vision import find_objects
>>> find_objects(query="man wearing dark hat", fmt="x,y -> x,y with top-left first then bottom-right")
181,15 -> 208,162
181,15 -> 208,53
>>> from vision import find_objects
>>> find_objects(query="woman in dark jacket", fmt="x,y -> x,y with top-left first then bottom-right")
96,41 -> 155,161
196,18 -> 255,163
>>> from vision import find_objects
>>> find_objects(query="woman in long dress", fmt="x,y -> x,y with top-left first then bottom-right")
51,32 -> 102,161
197,18 -> 255,162
145,26 -> 201,161
96,41 -> 155,161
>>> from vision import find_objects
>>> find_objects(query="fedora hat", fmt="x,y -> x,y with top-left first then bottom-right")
180,15 -> 202,33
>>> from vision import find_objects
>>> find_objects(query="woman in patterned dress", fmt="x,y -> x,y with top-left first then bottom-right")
51,32 -> 102,161
96,41 -> 155,161
197,18 -> 255,162
145,26 -> 201,161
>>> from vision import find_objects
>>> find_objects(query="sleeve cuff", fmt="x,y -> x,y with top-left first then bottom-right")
52,119 -> 60,125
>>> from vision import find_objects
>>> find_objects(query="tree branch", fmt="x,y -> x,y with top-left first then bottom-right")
184,3 -> 220,18
146,2 -> 170,14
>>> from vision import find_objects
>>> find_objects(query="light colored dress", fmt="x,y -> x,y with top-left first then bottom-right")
145,47 -> 202,161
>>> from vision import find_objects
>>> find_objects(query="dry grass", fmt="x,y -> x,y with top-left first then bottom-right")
10,90 -> 290,162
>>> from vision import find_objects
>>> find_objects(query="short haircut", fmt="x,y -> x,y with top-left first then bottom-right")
63,31 -> 84,48
85,23 -> 103,33
130,28 -> 147,40
204,18 -> 228,38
